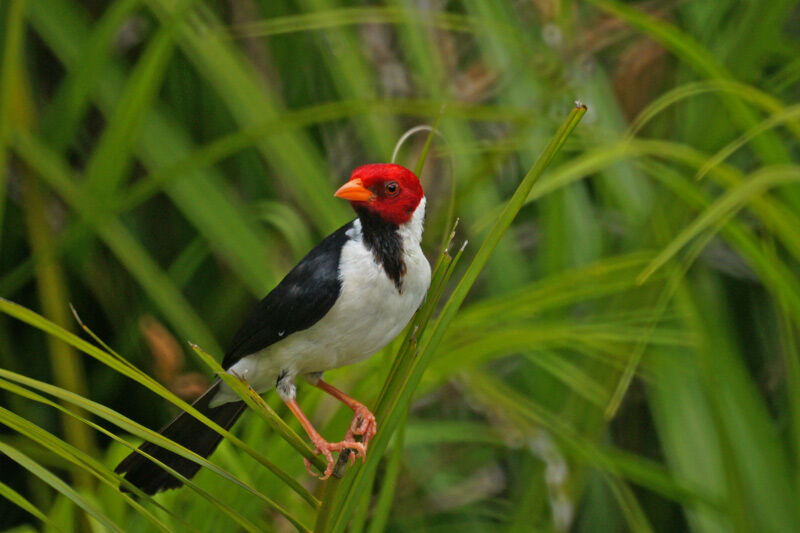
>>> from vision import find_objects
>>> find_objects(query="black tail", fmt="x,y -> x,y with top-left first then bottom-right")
115,381 -> 245,495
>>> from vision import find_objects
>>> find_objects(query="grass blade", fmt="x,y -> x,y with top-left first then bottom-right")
638,166 -> 800,284
12,129 -> 222,353
0,0 -> 27,249
0,297 -> 316,516
0,368 -> 305,533
0,480 -> 61,531
324,104 -> 586,532
0,407 -> 173,533
0,442 -> 124,533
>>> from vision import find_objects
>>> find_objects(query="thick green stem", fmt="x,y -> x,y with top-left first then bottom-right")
21,176 -> 96,489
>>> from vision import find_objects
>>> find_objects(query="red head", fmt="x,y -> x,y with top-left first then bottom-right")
334,164 -> 424,226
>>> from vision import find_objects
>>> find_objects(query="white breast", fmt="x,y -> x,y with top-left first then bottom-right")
291,223 -> 429,371
214,199 -> 430,405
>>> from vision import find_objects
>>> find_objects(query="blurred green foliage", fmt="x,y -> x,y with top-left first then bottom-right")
1,0 -> 800,532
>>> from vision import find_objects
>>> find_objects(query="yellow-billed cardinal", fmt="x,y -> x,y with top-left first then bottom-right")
116,164 -> 430,492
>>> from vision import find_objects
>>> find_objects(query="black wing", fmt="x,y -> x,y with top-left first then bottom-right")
221,221 -> 354,369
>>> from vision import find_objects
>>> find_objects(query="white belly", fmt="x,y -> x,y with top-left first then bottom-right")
278,237 -> 429,371
213,215 -> 430,406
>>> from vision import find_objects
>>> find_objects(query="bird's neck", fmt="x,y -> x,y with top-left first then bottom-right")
354,197 -> 425,291
399,196 -> 426,245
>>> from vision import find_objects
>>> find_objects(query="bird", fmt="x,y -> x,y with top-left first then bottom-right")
115,163 -> 431,493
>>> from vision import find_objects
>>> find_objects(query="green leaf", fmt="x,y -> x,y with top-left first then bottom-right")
0,369 -> 305,533
12,130 -> 222,354
639,166 -> 800,284
0,406 -> 173,533
324,105 -> 587,533
0,442 -> 124,533
0,480 -> 61,531
0,0 -> 27,249
0,297 -> 316,520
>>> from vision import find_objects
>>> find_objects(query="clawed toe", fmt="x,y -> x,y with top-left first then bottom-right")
347,407 -> 377,449
308,438 -> 367,479
304,457 -> 319,477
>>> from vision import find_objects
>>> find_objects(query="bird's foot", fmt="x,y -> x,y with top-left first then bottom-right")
345,405 -> 377,450
303,437 -> 366,480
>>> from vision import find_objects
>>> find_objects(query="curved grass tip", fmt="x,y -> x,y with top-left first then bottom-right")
392,125 -> 443,165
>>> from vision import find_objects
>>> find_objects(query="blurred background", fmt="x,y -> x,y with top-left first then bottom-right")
1,0 -> 800,531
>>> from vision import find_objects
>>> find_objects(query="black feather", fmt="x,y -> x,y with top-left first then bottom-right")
115,381 -> 244,494
115,212 -> 406,494
355,207 -> 405,291
221,221 -> 352,369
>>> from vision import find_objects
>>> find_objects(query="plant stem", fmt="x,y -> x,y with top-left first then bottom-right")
22,176 -> 96,489
320,104 -> 586,533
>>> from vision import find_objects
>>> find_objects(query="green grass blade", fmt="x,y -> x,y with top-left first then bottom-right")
0,442 -> 124,533
38,0 -> 139,149
29,0 -> 286,296
325,104 -> 586,533
0,297 -> 316,515
0,480 -> 61,531
80,23 -> 175,196
639,166 -> 800,284
696,104 -> 800,181
0,367 -> 306,533
586,0 -> 788,167
420,104 -> 585,349
0,374 -> 270,533
229,6 -> 481,40
188,342 -> 327,476
20,171 -> 96,487
12,129 -> 222,353
0,0 -> 27,249
144,0 -> 349,231
777,292 -> 800,493
0,375 -> 198,529
364,412 -> 406,533
627,80 -> 799,141
645,159 -> 800,325
0,407 -> 173,533
297,0 -> 397,158
463,371 -> 720,510
604,475 -> 656,533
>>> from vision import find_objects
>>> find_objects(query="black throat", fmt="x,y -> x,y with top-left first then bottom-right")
355,207 -> 406,292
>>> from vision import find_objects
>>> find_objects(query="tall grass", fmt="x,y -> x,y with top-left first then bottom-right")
2,1 -> 800,532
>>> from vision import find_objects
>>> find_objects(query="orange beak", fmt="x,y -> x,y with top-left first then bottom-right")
334,178 -> 373,202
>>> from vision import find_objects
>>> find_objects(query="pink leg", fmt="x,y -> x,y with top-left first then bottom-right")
283,398 -> 365,480
313,380 -> 377,452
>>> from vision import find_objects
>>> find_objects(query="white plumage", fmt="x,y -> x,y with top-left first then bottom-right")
211,198 -> 430,407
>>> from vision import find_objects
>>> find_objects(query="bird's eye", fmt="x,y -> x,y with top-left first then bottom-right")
385,181 -> 400,196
